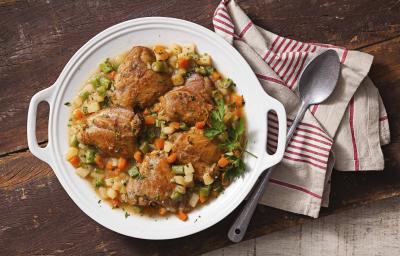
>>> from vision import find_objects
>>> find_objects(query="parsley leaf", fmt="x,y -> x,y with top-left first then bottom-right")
221,118 -> 245,151
222,154 -> 246,182
204,99 -> 226,139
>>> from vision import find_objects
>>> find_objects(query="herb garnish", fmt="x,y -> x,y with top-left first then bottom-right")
204,98 -> 226,139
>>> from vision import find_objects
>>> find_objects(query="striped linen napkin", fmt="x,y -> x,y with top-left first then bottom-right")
212,0 -> 391,217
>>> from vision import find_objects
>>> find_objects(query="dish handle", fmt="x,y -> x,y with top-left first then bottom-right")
258,96 -> 286,171
27,85 -> 55,166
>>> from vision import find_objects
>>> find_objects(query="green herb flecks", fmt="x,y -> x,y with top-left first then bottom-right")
220,118 -> 245,152
222,154 -> 246,182
204,98 -> 226,139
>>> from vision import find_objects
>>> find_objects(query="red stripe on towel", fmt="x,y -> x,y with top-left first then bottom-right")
349,97 -> 360,171
269,178 -> 322,199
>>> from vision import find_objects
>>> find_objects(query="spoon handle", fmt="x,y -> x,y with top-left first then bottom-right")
228,101 -> 309,243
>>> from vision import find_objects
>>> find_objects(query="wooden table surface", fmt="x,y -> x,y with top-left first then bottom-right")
1,0 -> 399,255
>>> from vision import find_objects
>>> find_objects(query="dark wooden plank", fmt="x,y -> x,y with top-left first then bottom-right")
1,143 -> 400,256
1,0 -> 400,154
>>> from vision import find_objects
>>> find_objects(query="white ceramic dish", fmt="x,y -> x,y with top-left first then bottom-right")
27,17 -> 286,240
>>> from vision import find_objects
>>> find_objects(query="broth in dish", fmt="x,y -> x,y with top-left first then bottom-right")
65,44 -> 247,220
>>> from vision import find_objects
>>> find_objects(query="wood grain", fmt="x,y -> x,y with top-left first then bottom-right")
204,196 -> 400,256
1,0 -> 399,154
1,0 -> 400,255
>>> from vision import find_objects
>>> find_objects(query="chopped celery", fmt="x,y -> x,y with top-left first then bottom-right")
139,142 -> 150,154
170,190 -> 182,201
199,185 -> 211,197
171,165 -> 185,175
179,122 -> 189,130
93,178 -> 105,188
100,61 -> 113,73
99,77 -> 110,88
80,91 -> 90,100
69,134 -> 79,147
84,149 -> 96,163
128,166 -> 139,177
151,61 -> 168,72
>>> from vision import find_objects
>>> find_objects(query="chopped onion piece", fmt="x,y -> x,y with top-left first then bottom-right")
75,167 -> 90,178
189,193 -> 200,208
203,173 -> 214,185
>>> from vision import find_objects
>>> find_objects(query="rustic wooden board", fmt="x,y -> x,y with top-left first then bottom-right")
1,0 -> 400,255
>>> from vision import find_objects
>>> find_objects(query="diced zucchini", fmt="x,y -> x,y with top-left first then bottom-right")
100,60 -> 113,73
171,165 -> 185,175
99,77 -> 110,88
199,185 -> 211,197
170,190 -> 182,201
75,167 -> 90,178
84,149 -> 96,164
151,61 -> 169,72
69,135 -> 79,147
80,91 -> 90,100
128,166 -> 140,177
189,193 -> 200,208
179,122 -> 189,130
139,141 -> 150,154
94,178 -> 105,188
175,185 -> 186,194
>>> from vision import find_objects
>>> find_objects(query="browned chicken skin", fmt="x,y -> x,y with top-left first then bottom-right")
80,107 -> 141,157
126,152 -> 176,207
172,130 -> 221,181
158,74 -> 214,126
113,46 -> 173,109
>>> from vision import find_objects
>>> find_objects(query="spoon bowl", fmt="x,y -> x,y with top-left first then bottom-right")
298,49 -> 341,105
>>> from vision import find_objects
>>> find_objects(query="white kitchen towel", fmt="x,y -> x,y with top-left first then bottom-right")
213,0 -> 390,217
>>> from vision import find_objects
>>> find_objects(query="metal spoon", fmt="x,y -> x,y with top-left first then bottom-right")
228,49 -> 341,243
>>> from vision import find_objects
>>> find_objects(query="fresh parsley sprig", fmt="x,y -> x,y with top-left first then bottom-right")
204,98 -> 226,139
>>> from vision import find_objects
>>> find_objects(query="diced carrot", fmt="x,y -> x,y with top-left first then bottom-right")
111,198 -> 120,208
211,71 -> 221,81
95,154 -> 105,168
177,58 -> 190,69
144,116 -> 156,125
69,155 -> 80,168
199,195 -> 208,204
232,94 -> 244,107
167,152 -> 177,164
134,151 -> 143,163
177,209 -> 188,221
117,157 -> 128,171
106,159 -> 114,170
107,71 -> 116,80
154,138 -> 165,150
72,109 -> 84,120
218,156 -> 230,168
236,107 -> 242,118
159,207 -> 167,216
195,121 -> 206,129
169,122 -> 180,129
